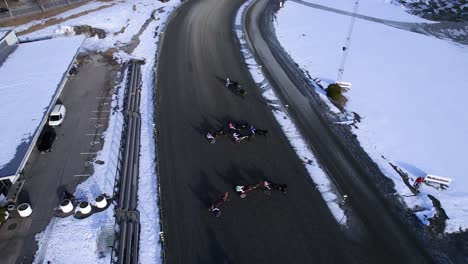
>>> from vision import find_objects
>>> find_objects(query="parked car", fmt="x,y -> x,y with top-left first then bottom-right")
49,104 -> 66,126
37,127 -> 56,153
0,8 -> 9,14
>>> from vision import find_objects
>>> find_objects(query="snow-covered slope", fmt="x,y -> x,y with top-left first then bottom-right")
274,0 -> 468,233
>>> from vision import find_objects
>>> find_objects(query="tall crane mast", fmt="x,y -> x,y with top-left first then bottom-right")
337,0 -> 359,83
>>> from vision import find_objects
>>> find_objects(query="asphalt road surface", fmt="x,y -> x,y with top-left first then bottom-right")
157,0 -> 433,263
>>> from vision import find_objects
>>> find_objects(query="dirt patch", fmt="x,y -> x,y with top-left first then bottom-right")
101,48 -> 120,66
16,3 -> 114,36
122,13 -> 154,54
73,25 -> 106,38
328,94 -> 347,110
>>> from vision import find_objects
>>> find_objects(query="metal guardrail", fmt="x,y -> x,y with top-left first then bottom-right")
110,61 -> 142,264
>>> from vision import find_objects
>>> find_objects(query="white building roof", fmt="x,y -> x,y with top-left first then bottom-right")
0,36 -> 83,178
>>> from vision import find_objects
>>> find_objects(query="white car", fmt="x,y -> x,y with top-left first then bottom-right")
49,104 -> 66,126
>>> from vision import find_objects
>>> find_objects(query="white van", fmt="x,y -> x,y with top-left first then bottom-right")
49,104 -> 66,126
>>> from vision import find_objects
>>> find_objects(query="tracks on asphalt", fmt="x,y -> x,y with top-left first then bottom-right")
156,0 -> 367,263
114,61 -> 142,264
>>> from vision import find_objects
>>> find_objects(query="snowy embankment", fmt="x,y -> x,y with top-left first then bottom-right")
132,3 -> 180,261
274,0 -> 468,232
235,0 -> 346,224
6,0 -> 181,262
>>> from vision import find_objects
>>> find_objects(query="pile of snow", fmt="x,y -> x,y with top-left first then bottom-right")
274,0 -> 468,232
54,25 -> 75,37
236,0 -> 347,224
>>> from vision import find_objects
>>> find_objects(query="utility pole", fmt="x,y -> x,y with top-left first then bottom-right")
337,0 -> 359,82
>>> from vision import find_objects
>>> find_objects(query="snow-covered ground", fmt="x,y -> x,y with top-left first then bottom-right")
0,0 -> 179,262
0,36 -> 83,177
274,0 -> 468,232
236,0 -> 347,224
132,4 -> 180,261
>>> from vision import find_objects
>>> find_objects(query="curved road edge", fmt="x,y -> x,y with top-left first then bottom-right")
152,1 -> 185,262
242,0 -> 440,262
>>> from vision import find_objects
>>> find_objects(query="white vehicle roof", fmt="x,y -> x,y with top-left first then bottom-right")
51,104 -> 64,114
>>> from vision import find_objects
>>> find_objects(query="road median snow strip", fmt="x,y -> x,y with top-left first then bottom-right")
131,2 -> 180,263
235,0 -> 346,224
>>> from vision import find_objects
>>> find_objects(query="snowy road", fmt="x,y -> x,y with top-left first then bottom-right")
156,0 -> 434,263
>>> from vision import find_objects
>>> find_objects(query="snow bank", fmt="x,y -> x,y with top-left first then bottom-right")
275,0 -> 468,232
132,2 -> 180,263
236,0 -> 347,224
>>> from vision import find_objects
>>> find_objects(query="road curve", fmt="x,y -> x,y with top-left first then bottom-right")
156,0 -> 437,262
155,0 -> 363,263
244,0 -> 435,263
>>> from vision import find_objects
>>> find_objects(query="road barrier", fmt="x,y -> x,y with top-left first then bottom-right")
110,61 -> 142,264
